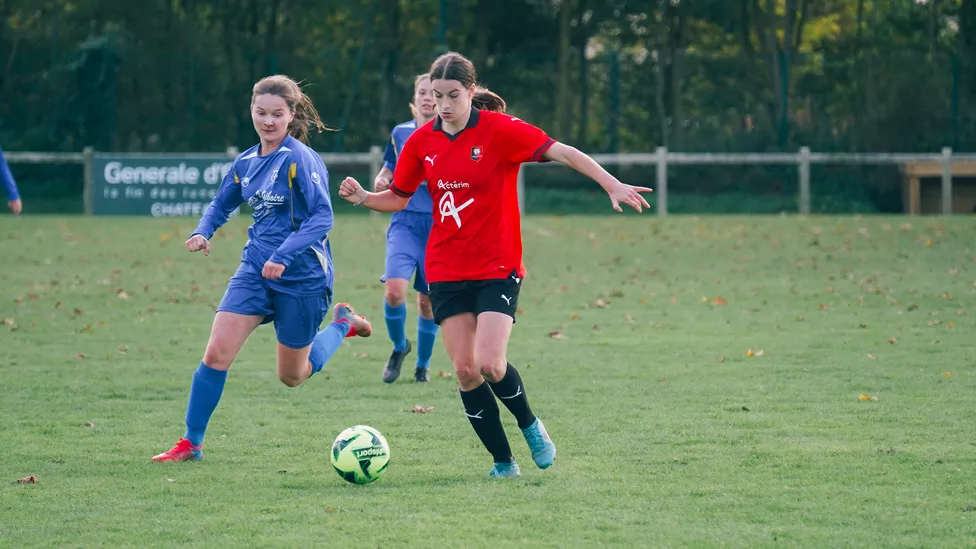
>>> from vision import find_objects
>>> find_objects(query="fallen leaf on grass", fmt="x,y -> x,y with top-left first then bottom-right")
888,337 -> 897,345
14,296 -> 24,303
610,289 -> 624,298
942,372 -> 953,377
2,318 -> 13,326
624,313 -> 633,322
858,393 -> 878,401
438,371 -> 452,378
858,323 -> 868,329
907,304 -> 919,311
85,422 -> 95,428
949,322 -> 955,328
74,353 -> 89,360
411,405 -> 435,414
961,503 -> 976,512
868,354 -> 878,360
324,507 -> 338,514
17,476 -> 37,484
117,290 -> 130,300
745,348 -> 764,357
166,478 -> 176,482
595,299 -> 607,308
55,300 -> 62,309
547,330 -> 567,340
28,293 -> 39,300
710,296 -> 727,306
928,320 -> 942,326
713,356 -> 727,363
353,353 -> 369,359
570,312 -> 581,320
73,308 -> 83,316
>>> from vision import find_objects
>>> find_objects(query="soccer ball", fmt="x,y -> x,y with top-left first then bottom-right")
330,425 -> 391,484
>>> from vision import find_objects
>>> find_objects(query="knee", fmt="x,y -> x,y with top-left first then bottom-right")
418,294 -> 433,319
454,361 -> 482,390
385,288 -> 406,307
202,339 -> 234,370
477,356 -> 506,383
277,372 -> 304,388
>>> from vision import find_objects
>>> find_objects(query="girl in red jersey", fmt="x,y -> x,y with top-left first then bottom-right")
338,52 -> 651,478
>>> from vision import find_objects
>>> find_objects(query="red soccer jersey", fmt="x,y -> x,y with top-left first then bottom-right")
390,109 -> 555,283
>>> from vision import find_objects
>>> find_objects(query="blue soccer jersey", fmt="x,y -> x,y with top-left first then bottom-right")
192,135 -> 334,296
0,145 -> 20,201
384,120 -> 432,215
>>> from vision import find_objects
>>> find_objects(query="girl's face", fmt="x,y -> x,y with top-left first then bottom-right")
251,93 -> 294,145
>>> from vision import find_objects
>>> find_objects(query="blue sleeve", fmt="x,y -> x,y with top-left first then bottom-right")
191,161 -> 243,239
270,152 -> 333,268
0,146 -> 20,201
382,132 -> 397,172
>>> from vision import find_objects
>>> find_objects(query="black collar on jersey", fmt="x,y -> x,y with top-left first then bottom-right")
432,108 -> 480,141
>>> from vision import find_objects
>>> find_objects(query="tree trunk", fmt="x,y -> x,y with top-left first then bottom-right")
556,0 -> 573,142
576,0 -> 588,147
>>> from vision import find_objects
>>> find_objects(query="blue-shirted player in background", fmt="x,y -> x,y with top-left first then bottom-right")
153,75 -> 372,462
0,145 -> 23,215
372,73 -> 439,384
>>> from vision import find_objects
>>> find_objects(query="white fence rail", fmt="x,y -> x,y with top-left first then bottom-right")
7,146 -> 975,215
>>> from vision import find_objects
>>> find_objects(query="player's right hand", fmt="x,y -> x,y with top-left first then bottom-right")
339,177 -> 366,204
185,234 -> 211,256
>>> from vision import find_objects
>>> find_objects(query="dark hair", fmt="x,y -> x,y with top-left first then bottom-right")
251,75 -> 333,143
429,52 -> 507,113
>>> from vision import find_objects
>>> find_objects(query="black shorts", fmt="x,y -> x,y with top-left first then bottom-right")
428,270 -> 523,325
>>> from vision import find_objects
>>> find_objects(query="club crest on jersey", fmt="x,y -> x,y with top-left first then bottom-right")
270,169 -> 278,183
470,146 -> 484,162
241,176 -> 251,188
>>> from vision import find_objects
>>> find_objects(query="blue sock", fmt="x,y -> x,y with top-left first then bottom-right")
417,316 -> 438,369
384,302 -> 408,352
184,363 -> 228,447
308,321 -> 348,376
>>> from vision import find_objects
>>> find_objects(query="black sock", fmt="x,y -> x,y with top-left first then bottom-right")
488,363 -> 537,430
459,381 -> 513,463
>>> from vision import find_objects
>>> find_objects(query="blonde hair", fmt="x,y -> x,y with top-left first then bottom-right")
409,72 -> 431,120
251,75 -> 333,143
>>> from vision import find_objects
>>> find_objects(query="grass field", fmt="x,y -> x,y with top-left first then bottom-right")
1,214 -> 975,548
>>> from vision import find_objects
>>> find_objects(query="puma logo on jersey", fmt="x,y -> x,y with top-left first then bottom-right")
425,155 -> 437,166
501,294 -> 513,305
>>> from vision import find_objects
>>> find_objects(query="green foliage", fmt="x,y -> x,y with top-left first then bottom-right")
0,1 -> 972,212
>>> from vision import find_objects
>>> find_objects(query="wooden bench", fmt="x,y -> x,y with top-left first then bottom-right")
901,160 -> 976,214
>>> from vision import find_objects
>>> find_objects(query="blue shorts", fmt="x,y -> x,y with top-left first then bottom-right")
217,262 -> 331,349
380,212 -> 432,294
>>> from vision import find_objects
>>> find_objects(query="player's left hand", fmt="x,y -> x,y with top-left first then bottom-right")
607,182 -> 652,213
8,199 -> 22,215
262,260 -> 286,280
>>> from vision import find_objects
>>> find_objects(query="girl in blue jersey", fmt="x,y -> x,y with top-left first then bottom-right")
372,73 -> 439,384
0,145 -> 23,214
153,75 -> 372,463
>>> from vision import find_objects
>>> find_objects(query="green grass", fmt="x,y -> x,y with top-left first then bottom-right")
1,214 -> 975,548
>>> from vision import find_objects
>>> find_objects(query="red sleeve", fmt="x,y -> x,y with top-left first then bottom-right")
498,115 -> 556,164
390,132 -> 424,197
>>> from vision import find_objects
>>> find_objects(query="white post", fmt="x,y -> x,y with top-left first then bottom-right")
82,147 -> 94,216
369,145 -> 383,218
941,146 -> 953,215
517,166 -> 526,215
655,146 -> 668,216
798,146 -> 811,214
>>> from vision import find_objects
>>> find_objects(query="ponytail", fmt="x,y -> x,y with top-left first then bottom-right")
289,92 -> 334,143
473,87 -> 506,113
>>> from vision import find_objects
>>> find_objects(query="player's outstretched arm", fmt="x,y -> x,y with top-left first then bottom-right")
338,177 -> 410,213
543,142 -> 652,213
188,162 -> 244,250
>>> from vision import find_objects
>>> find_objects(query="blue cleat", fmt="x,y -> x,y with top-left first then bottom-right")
489,460 -> 521,478
521,419 -> 556,469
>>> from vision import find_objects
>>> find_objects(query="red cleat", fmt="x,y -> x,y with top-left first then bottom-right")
152,437 -> 202,462
333,303 -> 372,338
